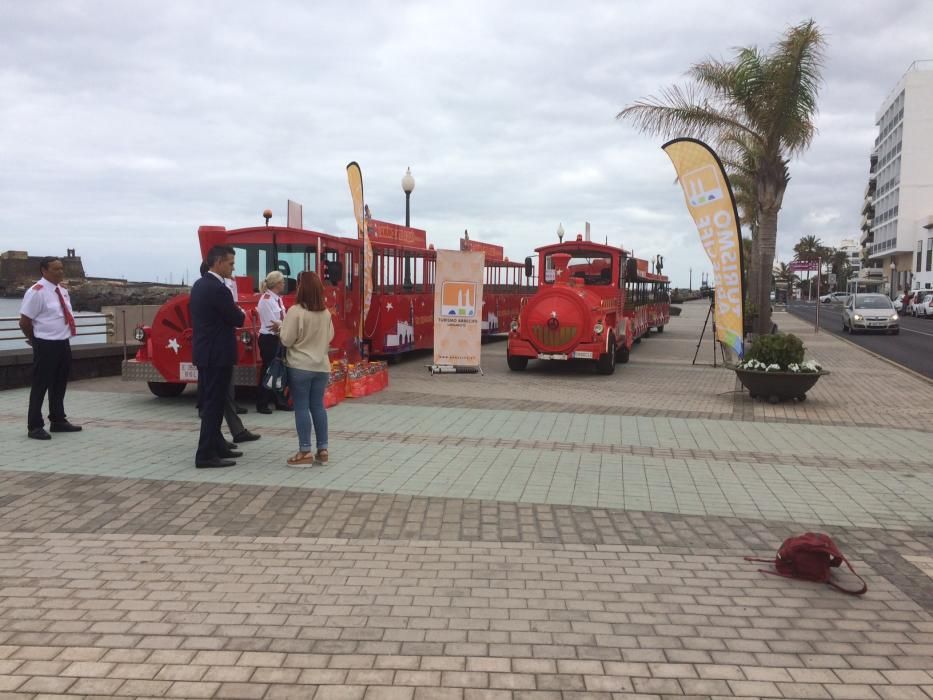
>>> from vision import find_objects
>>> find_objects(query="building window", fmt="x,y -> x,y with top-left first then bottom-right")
918,241 -> 923,273
927,238 -> 933,272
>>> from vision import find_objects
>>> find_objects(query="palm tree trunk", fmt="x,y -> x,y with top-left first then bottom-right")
755,208 -> 778,335
747,231 -> 759,332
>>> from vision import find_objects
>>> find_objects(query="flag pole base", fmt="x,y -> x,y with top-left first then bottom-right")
428,365 -> 483,375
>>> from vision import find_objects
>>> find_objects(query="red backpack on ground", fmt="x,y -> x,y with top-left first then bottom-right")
746,532 -> 867,595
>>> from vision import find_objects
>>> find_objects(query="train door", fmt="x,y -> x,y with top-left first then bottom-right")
320,240 -> 360,359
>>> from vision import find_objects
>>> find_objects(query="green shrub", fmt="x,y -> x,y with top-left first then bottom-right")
745,333 -> 805,369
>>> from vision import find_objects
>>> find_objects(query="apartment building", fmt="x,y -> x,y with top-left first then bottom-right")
860,61 -> 933,294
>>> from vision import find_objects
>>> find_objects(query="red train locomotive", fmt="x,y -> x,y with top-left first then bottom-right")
507,235 -> 669,374
125,217 -> 534,396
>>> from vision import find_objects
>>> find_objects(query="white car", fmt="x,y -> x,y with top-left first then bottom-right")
842,294 -> 899,335
908,291 -> 929,317
819,291 -> 849,304
918,293 -> 933,318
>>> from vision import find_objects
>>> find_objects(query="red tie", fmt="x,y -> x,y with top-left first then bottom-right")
55,287 -> 77,337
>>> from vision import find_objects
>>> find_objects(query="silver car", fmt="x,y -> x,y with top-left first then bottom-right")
842,294 -> 899,335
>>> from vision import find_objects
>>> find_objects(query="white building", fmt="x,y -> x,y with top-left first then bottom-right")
861,61 -> 933,295
839,238 -> 861,275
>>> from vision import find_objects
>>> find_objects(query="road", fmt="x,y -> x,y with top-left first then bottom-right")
786,300 -> 933,379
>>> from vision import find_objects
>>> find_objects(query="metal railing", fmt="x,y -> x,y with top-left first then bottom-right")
0,313 -> 115,344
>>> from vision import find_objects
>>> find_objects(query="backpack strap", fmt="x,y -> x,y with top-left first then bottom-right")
744,556 -> 776,564
827,556 -> 867,596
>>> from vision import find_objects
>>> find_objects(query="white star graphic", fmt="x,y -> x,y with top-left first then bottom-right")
166,338 -> 181,354
386,302 -> 393,310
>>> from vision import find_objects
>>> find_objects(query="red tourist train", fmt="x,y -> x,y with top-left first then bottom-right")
124,217 -> 534,396
506,235 -> 670,374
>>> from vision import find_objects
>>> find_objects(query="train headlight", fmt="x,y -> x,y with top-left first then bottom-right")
593,322 -> 604,335
240,330 -> 253,345
134,327 -> 146,342
510,320 -> 519,333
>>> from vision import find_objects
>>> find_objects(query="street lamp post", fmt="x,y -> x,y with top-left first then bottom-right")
402,167 -> 415,227
890,259 -> 897,297
557,223 -> 564,243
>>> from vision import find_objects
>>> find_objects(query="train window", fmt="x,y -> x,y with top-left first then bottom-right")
412,255 -> 424,291
345,252 -> 353,290
544,251 -> 613,286
321,249 -> 340,286
402,253 -> 414,291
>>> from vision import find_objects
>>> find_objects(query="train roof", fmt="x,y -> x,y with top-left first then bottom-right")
534,240 -> 622,256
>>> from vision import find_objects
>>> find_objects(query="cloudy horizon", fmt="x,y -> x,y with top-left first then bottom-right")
1,1 -> 931,288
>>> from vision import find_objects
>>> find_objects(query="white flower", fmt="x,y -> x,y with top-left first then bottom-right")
765,363 -> 781,372
788,363 -> 800,372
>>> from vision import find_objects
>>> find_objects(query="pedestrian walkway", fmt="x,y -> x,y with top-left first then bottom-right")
1,301 -> 931,699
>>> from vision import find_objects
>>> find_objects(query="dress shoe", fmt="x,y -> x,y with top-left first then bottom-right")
235,405 -> 248,415
225,440 -> 239,450
276,404 -> 294,412
218,449 -> 243,458
196,458 -> 236,469
256,405 -> 274,415
49,421 -> 82,433
232,430 -> 261,443
28,428 -> 51,440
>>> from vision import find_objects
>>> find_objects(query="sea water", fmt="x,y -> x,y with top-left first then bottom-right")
0,297 -> 108,350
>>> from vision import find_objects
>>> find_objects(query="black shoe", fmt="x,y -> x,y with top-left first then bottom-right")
28,428 -> 51,440
225,440 -> 239,450
276,404 -> 294,412
232,430 -> 261,443
196,458 -> 236,469
49,422 -> 82,433
235,405 -> 248,415
218,449 -> 243,458
256,405 -> 274,415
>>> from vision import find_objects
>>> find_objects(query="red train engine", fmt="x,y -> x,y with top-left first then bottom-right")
507,236 -> 669,374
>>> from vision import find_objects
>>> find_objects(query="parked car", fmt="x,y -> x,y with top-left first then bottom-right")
908,290 -> 929,317
918,292 -> 933,318
841,294 -> 899,335
893,296 -> 904,312
819,291 -> 849,304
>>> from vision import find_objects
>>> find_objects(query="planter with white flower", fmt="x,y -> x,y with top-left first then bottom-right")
734,333 -> 827,404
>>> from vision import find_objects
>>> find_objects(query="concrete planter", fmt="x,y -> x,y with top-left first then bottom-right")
735,367 -> 828,404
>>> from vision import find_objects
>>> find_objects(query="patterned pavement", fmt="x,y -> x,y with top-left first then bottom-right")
0,302 -> 931,699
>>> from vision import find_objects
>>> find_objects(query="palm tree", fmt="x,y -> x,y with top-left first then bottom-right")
774,261 -> 798,302
617,20 -> 826,335
793,235 -> 825,300
830,249 -> 850,292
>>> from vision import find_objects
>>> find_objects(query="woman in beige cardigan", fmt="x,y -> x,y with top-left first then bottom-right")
279,271 -> 335,465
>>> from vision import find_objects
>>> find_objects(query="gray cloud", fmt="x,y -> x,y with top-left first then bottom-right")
1,0 -> 931,287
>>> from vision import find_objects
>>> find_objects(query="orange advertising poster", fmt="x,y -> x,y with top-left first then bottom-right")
433,250 -> 484,366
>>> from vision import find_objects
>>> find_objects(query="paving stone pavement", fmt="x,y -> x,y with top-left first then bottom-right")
0,301 -> 931,699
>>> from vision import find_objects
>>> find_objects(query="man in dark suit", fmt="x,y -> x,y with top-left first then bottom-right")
191,246 -> 245,468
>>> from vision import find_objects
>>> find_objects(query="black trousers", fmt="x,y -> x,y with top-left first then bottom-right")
28,338 -> 72,430
257,334 -> 281,408
195,364 -> 232,463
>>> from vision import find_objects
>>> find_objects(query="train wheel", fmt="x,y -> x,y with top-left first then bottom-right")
507,353 -> 528,371
147,382 -> 186,398
656,325 -> 665,333
617,343 -> 630,364
596,336 -> 616,375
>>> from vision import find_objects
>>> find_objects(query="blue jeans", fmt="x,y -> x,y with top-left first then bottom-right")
287,368 -> 329,452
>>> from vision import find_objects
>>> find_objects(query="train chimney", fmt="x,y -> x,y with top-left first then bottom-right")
551,253 -> 571,286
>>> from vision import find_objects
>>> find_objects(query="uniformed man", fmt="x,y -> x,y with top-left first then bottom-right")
19,256 -> 82,440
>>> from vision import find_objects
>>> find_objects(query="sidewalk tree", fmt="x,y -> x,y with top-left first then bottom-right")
793,234 -> 830,298
617,19 -> 826,335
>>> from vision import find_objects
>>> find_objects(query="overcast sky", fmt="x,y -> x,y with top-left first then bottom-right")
2,1 -> 931,288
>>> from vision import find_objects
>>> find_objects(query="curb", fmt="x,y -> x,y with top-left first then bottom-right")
780,309 -> 933,386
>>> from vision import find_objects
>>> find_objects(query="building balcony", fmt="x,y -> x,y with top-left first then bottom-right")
865,180 -> 876,198
861,198 -> 874,216
869,154 -> 878,173
860,230 -> 874,246
860,215 -> 873,232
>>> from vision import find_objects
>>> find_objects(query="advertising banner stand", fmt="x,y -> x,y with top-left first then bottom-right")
429,250 -> 485,375
662,138 -> 745,364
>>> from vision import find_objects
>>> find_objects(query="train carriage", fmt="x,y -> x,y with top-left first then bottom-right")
506,235 -> 669,375
125,215 -> 534,395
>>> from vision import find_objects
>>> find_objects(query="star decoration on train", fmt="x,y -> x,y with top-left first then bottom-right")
166,338 -> 181,354
386,302 -> 393,310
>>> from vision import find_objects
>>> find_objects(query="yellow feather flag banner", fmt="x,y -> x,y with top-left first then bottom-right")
662,138 -> 745,358
346,162 -> 372,342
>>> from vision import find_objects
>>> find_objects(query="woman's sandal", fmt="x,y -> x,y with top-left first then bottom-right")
287,451 -> 315,466
315,449 -> 329,465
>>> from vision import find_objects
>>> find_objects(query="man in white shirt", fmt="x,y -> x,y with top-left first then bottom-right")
19,257 -> 82,440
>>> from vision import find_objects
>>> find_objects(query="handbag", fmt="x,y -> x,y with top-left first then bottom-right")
745,532 -> 867,595
262,345 -> 289,398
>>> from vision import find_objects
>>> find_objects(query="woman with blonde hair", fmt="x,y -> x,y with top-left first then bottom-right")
279,271 -> 334,465
256,270 -> 288,414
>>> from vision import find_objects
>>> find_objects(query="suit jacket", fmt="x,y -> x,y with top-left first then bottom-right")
190,273 -> 246,367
